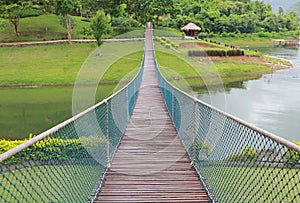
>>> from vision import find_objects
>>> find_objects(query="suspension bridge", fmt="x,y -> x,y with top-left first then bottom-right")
0,23 -> 299,203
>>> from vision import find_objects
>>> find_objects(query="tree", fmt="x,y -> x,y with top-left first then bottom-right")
54,0 -> 79,44
90,10 -> 111,56
0,0 -> 37,35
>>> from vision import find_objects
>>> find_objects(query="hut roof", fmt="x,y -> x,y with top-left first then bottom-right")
181,23 -> 201,31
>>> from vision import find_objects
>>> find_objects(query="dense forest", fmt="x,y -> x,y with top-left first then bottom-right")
0,0 -> 299,36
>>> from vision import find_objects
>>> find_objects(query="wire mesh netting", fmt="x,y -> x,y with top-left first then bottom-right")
154,51 -> 300,203
0,62 -> 144,202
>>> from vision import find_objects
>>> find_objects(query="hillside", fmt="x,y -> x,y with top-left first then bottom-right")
260,0 -> 300,12
287,2 -> 300,19
0,14 -> 92,42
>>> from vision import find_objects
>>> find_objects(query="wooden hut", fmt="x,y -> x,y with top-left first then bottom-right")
181,23 -> 201,37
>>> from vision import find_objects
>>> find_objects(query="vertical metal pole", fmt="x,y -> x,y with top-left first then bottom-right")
133,80 -> 136,105
191,100 -> 197,165
171,88 -> 175,122
126,87 -> 129,119
105,100 -> 110,168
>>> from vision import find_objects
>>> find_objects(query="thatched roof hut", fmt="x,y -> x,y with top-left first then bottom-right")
181,23 -> 201,37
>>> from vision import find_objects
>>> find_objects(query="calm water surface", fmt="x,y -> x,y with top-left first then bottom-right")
198,48 -> 300,142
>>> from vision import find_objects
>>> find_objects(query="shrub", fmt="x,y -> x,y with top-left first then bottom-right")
188,49 -> 244,57
165,43 -> 171,48
112,16 -> 137,35
1,136 -> 106,165
227,49 -> 244,56
207,50 -> 226,56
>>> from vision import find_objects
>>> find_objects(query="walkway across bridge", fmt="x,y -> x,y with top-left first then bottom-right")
0,23 -> 299,203
95,23 -> 210,202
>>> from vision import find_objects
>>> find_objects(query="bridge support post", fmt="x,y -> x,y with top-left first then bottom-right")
105,100 -> 110,168
171,88 -> 175,122
126,87 -> 129,119
191,100 -> 198,165
133,80 -> 136,105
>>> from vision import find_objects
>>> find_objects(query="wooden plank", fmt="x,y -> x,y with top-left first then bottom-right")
94,24 -> 210,203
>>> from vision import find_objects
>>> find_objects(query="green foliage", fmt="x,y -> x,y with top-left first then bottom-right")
54,0 -> 79,43
0,1 -> 39,34
1,136 -> 106,165
54,0 -> 79,16
112,16 -> 138,35
284,142 -> 300,165
0,138 -> 27,154
193,141 -> 211,156
90,9 -> 112,47
226,146 -> 259,162
59,15 -> 76,29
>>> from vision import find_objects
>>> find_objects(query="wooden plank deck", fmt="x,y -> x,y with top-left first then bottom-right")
94,23 -> 210,203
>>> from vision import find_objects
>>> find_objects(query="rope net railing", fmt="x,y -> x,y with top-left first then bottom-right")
154,52 -> 300,202
0,58 -> 144,202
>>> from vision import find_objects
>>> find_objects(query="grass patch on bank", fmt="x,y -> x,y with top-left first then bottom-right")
0,41 -> 143,139
0,164 -> 101,202
154,42 -> 273,90
202,165 -> 300,202
0,42 -> 143,85
0,43 -> 96,84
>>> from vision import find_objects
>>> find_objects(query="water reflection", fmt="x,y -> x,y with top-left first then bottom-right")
198,48 -> 300,142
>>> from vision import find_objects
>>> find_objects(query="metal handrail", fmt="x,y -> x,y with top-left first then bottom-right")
0,55 -> 145,163
154,55 -> 300,153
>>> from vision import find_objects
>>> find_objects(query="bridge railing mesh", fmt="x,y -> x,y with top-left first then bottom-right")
0,59 -> 144,203
154,51 -> 300,202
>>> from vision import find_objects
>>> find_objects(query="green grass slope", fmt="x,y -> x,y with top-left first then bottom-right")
0,14 -> 92,42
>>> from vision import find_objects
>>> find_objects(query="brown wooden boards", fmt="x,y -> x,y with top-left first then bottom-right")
94,23 -> 210,203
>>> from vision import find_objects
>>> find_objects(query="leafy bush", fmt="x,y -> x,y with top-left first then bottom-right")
112,16 -> 138,35
0,139 -> 27,154
188,49 -> 244,57
193,141 -> 211,156
165,43 -> 171,48
284,142 -> 300,165
226,146 -> 259,162
227,49 -> 244,56
1,136 -> 106,165
161,41 -> 166,46
21,7 -> 43,18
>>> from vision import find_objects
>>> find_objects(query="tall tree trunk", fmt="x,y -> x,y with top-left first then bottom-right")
137,10 -> 141,26
11,17 -> 20,35
13,23 -> 18,35
98,45 -> 102,56
127,0 -> 130,17
66,15 -> 72,44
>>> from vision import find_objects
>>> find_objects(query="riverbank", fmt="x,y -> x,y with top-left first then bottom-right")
154,38 -> 292,91
0,42 -> 143,139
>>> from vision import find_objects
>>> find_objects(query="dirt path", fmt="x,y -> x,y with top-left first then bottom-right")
0,38 -> 144,47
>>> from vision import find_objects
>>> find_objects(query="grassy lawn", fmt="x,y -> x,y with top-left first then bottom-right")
200,165 -> 300,202
0,41 -> 144,139
0,42 -> 143,85
0,164 -> 102,202
154,40 -> 277,93
0,43 -> 96,84
0,14 -> 92,42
